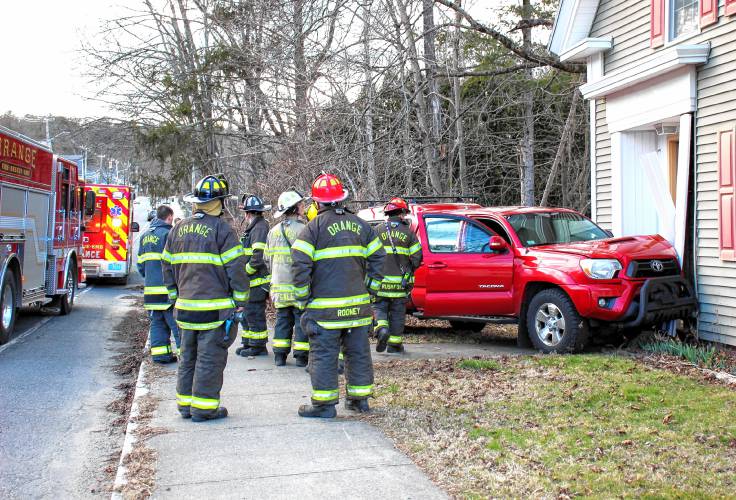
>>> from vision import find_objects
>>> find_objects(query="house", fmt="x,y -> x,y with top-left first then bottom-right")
549,0 -> 736,346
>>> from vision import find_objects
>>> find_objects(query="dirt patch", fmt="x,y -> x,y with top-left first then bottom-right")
364,355 -> 736,498
402,316 -> 518,344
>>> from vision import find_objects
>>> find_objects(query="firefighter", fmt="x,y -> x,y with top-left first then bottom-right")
137,205 -> 181,363
266,190 -> 309,367
373,197 -> 423,353
162,175 -> 250,422
292,173 -> 385,418
236,195 -> 272,357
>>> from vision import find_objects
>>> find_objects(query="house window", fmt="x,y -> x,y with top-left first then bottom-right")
670,0 -> 699,39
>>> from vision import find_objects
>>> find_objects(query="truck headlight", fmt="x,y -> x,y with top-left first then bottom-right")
580,259 -> 622,280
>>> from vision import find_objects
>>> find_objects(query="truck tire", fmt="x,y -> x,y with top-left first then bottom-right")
0,269 -> 18,344
58,266 -> 77,316
526,288 -> 589,353
449,320 -> 486,333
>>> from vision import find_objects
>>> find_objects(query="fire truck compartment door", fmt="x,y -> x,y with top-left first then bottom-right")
0,188 -> 50,290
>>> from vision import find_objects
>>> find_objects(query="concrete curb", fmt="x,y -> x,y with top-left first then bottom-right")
111,351 -> 150,499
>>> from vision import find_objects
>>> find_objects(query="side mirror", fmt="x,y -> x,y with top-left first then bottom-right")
131,222 -> 140,233
84,191 -> 96,216
489,235 -> 508,252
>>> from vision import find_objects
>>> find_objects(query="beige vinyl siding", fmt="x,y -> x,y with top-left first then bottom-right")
595,99 -> 613,229
694,7 -> 736,347
590,0 -> 651,75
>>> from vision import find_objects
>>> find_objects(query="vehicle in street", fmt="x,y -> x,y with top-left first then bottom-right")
358,202 -> 698,353
0,126 -> 96,343
82,184 -> 139,283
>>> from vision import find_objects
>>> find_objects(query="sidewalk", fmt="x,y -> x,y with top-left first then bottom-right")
145,343 -> 457,499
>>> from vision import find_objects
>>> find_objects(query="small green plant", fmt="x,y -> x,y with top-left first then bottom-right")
457,359 -> 501,371
642,337 -> 729,372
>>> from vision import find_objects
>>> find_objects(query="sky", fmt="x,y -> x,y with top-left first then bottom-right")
0,0 -> 513,120
0,0 -> 128,119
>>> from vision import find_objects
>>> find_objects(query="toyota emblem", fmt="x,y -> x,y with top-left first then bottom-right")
650,260 -> 664,272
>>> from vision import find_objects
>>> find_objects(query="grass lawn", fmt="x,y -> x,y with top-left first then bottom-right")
366,355 -> 736,499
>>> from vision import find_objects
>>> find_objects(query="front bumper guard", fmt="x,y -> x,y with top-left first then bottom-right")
621,276 -> 698,328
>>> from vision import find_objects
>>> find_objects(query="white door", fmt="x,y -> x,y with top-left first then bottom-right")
620,131 -> 660,236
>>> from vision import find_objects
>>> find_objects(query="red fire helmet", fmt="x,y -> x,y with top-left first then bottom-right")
384,197 -> 410,214
311,173 -> 349,203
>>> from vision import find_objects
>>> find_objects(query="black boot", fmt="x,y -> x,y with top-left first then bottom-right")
294,356 -> 308,367
239,346 -> 269,357
387,344 -> 404,354
346,399 -> 370,413
375,327 -> 390,353
235,345 -> 247,356
191,407 -> 228,422
274,352 -> 287,366
298,404 -> 337,419
179,408 -> 191,419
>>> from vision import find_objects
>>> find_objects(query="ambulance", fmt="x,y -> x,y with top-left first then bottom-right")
82,184 -> 139,283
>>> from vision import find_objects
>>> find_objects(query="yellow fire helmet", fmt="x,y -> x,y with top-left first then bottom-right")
306,200 -> 319,221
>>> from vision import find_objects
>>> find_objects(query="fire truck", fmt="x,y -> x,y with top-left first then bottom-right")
0,126 -> 95,343
82,184 -> 138,283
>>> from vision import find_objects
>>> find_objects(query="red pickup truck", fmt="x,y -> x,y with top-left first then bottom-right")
358,202 -> 697,353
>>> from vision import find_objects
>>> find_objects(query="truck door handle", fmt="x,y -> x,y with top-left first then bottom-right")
428,262 -> 447,269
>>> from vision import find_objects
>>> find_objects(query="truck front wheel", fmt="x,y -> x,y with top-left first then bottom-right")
58,266 -> 77,316
526,288 -> 589,353
0,269 -> 18,344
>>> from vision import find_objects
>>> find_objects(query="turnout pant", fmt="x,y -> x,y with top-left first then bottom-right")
373,297 -> 407,348
241,286 -> 268,348
149,308 -> 181,361
303,316 -> 374,406
176,322 -> 236,418
272,306 -> 309,360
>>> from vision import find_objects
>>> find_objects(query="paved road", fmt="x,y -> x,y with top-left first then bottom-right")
0,283 -> 138,499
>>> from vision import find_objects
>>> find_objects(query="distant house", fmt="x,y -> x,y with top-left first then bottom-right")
549,0 -> 736,346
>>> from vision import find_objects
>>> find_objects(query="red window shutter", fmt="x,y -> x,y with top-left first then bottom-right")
650,0 -> 665,48
726,0 -> 736,17
718,128 -> 736,261
701,0 -> 718,27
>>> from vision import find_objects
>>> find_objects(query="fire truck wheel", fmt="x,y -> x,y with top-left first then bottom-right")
58,267 -> 77,316
0,269 -> 18,344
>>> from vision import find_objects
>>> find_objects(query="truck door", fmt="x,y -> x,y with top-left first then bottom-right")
422,215 -> 514,317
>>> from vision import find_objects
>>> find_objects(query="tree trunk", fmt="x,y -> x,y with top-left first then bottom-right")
519,0 -> 535,206
392,0 -> 443,194
362,0 -> 379,199
540,89 -> 580,207
452,0 -> 467,195
422,0 -> 445,194
293,0 -> 308,153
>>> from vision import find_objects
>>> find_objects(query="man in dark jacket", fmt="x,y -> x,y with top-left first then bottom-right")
137,205 -> 180,363
162,175 -> 250,422
292,173 -> 385,418
373,197 -> 423,353
236,195 -> 272,357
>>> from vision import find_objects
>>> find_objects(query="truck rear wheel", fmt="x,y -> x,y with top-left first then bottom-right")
57,266 -> 77,316
526,288 -> 589,353
449,320 -> 486,333
0,269 -> 18,344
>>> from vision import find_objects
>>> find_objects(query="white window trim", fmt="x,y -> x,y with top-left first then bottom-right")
665,0 -> 702,46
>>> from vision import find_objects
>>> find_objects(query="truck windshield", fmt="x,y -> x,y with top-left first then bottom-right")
506,212 -> 608,247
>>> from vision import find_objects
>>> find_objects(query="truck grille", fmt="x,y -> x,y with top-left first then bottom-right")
627,259 -> 679,278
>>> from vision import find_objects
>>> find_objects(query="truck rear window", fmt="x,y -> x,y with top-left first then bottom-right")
506,212 -> 608,247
